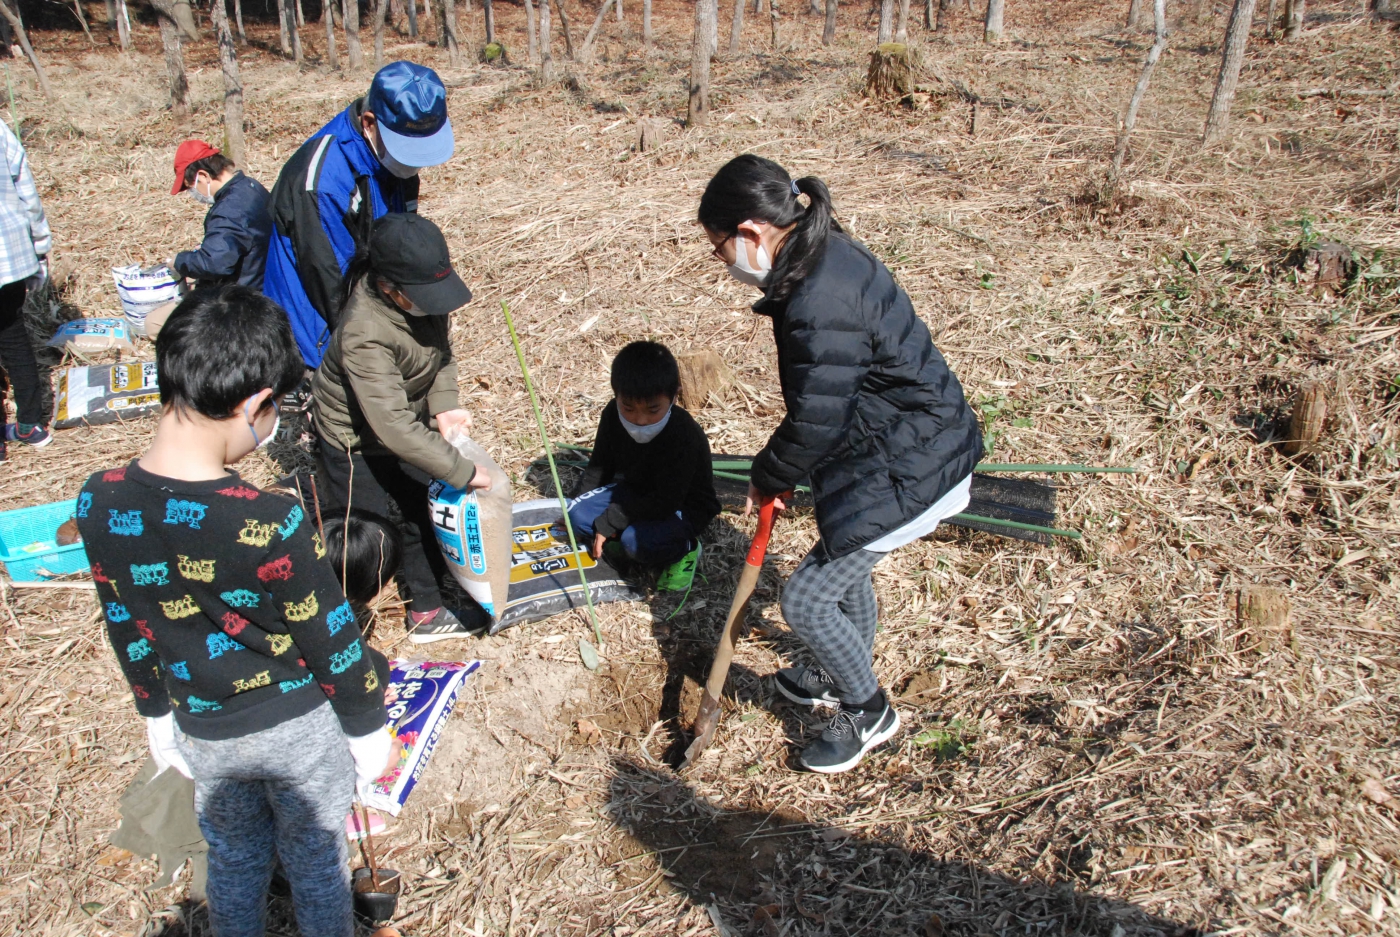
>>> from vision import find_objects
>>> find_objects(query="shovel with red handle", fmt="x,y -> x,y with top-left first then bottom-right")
680,496 -> 779,770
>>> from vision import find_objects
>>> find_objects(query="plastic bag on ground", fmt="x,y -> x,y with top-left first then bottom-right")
53,360 -> 160,429
428,430 -> 513,624
111,264 -> 180,337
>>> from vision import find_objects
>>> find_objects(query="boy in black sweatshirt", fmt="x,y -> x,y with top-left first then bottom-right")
568,341 -> 720,591
77,286 -> 393,937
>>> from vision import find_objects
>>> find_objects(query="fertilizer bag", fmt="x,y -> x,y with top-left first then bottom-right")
46,318 -> 136,354
362,660 -> 480,816
53,361 -> 161,429
494,499 -> 643,635
112,264 -> 180,336
428,431 -> 512,623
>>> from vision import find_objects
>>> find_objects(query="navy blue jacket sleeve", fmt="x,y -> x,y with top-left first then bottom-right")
175,206 -> 251,281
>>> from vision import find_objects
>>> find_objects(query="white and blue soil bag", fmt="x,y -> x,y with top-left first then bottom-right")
428,430 -> 512,623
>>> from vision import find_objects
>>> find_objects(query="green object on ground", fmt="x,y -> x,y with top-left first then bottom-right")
949,512 -> 1081,540
500,301 -> 603,652
657,541 -> 701,593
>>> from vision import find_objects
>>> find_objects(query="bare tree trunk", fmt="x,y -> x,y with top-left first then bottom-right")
768,0 -> 779,46
70,0 -> 95,46
823,0 -> 835,42
729,0 -> 743,53
325,0 -> 340,67
406,0 -> 417,36
104,0 -> 115,29
688,0 -> 712,126
983,0 -> 1002,40
642,0 -> 651,48
616,0 -> 623,21
153,1 -> 190,117
877,0 -> 892,39
707,0 -> 718,54
538,0 -> 554,78
1282,0 -> 1303,36
345,0 -> 364,66
277,0 -> 292,52
172,0 -> 201,40
579,0 -> 614,62
234,0 -> 245,41
524,0 -> 538,62
935,0 -> 949,29
556,0 -> 575,58
1126,0 -> 1142,28
1108,0 -> 1165,187
286,0 -> 303,60
894,0 -> 909,39
210,0 -> 246,165
1202,0 -> 1257,143
0,0 -> 51,99
483,0 -> 494,41
441,0 -> 462,63
374,0 -> 386,62
115,0 -> 131,48
924,0 -> 932,29
1264,0 -> 1277,34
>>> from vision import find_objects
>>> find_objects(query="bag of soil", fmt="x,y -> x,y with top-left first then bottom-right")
52,360 -> 161,429
112,264 -> 180,336
428,431 -> 513,623
46,317 -> 137,353
494,499 -> 643,635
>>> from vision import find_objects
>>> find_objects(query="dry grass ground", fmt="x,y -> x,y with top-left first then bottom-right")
1,0 -> 1399,934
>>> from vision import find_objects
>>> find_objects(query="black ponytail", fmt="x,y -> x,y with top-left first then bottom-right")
697,154 -> 841,303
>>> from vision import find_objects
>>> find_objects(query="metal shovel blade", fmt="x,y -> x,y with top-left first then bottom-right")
680,691 -> 722,769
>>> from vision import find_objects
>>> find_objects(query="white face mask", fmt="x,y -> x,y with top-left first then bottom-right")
246,401 -> 280,450
189,184 -> 215,207
619,406 -> 672,444
726,226 -> 772,287
375,138 -> 420,180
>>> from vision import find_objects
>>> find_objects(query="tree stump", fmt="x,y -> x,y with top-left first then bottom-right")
865,42 -> 920,99
634,118 -> 663,153
676,349 -> 733,409
1298,241 -> 1354,293
1282,381 -> 1327,456
1237,585 -> 1292,653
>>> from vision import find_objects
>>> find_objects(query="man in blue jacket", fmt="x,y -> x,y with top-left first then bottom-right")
262,61 -> 455,367
146,140 -> 273,339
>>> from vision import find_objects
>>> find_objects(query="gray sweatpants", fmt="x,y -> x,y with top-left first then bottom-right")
175,703 -> 355,937
779,544 -> 888,704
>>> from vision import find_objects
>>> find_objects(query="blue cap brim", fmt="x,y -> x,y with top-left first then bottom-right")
379,119 -> 455,168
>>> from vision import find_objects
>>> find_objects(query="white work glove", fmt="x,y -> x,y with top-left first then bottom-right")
146,713 -> 193,780
24,255 -> 48,293
346,728 -> 396,799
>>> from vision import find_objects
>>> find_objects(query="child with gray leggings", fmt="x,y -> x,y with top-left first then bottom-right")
698,155 -> 982,774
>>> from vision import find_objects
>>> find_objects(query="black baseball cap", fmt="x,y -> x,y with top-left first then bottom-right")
368,213 -> 471,316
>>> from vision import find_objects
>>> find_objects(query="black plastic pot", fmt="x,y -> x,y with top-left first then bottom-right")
352,867 -> 401,923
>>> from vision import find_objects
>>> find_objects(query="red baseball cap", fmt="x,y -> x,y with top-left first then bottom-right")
172,139 -> 220,195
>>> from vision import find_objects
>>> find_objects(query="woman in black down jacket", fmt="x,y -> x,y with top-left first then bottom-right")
700,155 -> 982,774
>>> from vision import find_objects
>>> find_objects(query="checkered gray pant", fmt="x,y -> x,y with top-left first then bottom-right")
779,543 -> 887,704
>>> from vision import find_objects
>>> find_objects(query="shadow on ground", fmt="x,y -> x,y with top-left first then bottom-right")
605,756 -> 1203,937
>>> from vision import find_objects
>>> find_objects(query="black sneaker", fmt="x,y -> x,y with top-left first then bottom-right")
407,607 -> 472,644
774,665 -> 841,707
799,702 -> 901,774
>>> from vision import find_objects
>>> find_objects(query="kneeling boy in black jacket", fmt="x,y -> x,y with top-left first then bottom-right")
568,342 -> 720,592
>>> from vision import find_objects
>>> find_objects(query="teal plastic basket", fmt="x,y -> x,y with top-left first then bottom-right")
0,499 -> 91,583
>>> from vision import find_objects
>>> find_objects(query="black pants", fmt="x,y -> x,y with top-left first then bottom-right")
315,439 -> 447,614
0,279 -> 43,427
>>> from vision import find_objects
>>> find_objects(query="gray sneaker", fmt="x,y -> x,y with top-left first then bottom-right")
774,665 -> 841,707
407,607 -> 472,644
799,702 -> 901,774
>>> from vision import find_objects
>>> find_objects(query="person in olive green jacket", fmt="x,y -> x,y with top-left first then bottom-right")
313,213 -> 489,643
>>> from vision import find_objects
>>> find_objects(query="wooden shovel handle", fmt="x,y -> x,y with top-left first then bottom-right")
703,499 -> 777,701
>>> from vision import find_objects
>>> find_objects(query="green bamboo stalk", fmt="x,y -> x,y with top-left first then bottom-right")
974,463 -> 1137,474
501,302 -> 603,649
950,513 -> 1081,539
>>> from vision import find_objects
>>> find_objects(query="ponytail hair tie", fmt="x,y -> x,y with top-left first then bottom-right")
790,179 -> 801,196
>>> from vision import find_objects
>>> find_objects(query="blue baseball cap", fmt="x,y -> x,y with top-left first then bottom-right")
366,61 -> 454,168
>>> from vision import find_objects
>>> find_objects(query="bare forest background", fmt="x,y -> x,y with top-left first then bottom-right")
1,0 -> 1400,934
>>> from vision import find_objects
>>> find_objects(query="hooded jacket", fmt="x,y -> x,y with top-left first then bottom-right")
173,171 -> 272,290
263,99 -> 419,367
749,232 -> 982,558
312,280 -> 475,490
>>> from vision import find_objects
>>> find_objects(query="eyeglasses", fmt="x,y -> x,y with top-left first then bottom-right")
710,232 -> 736,261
